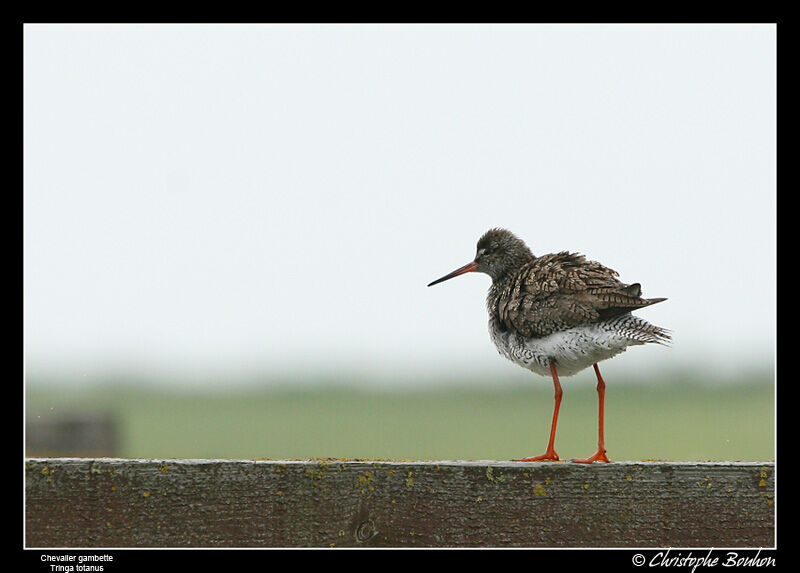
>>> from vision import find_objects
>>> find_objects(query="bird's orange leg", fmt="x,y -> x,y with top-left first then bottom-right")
515,362 -> 562,462
573,363 -> 611,463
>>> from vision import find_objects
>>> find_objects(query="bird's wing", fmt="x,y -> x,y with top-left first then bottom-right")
497,252 -> 662,337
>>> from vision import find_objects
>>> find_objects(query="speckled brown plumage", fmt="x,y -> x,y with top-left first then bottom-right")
462,228 -> 666,339
490,250 -> 667,339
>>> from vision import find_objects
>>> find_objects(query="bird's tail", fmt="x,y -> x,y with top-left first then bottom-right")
610,314 -> 672,346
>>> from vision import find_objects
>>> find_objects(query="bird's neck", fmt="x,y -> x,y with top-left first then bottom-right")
486,254 -> 534,316
489,251 -> 535,285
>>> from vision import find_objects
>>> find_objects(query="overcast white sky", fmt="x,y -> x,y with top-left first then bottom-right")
24,24 -> 776,388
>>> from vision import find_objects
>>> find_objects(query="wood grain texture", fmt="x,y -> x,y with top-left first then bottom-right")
25,458 -> 774,548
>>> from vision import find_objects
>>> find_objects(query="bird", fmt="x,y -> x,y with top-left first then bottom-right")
427,228 -> 669,463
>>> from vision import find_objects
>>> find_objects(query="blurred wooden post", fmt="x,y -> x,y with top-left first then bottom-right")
26,412 -> 119,458
25,459 -> 774,548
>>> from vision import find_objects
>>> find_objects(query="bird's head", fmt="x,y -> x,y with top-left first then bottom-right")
428,228 -> 534,286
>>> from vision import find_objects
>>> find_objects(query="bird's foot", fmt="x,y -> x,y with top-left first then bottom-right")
572,449 -> 611,463
513,449 -> 560,462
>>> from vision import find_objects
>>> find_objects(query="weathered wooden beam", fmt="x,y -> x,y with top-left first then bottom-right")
25,458 -> 774,548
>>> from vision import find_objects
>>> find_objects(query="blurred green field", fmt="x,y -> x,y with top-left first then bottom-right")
26,373 -> 774,462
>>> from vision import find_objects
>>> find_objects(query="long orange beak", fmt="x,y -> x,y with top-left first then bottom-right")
427,261 -> 479,287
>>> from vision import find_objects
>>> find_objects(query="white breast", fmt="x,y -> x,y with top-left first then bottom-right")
489,317 -> 642,377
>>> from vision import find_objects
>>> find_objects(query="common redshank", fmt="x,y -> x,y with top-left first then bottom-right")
427,228 -> 669,463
